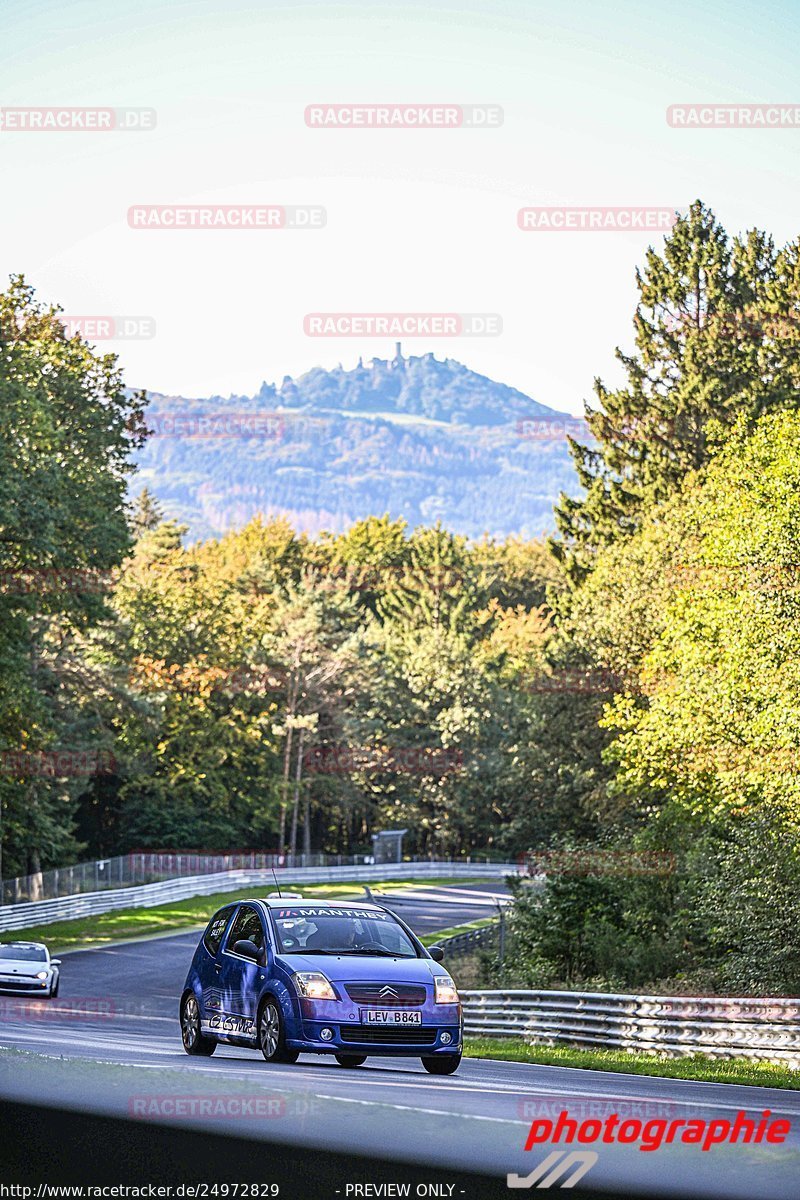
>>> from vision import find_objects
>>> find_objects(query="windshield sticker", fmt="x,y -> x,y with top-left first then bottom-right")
274,907 -> 389,920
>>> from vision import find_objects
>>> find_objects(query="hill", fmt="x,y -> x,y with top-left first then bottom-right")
133,348 -> 583,540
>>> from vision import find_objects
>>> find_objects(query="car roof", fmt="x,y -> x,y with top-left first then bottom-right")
2,941 -> 47,949
251,897 -> 387,913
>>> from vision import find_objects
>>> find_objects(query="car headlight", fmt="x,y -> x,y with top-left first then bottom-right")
36,971 -> 49,980
434,976 -> 459,1004
293,971 -> 336,1000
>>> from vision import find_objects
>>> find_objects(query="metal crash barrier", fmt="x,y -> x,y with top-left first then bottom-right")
0,861 -> 518,932
461,989 -> 800,1068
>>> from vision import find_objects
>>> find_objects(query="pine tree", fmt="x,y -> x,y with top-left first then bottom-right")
131,487 -> 163,536
553,201 -> 780,581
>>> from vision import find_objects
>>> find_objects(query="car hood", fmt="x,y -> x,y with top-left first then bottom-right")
274,953 -> 443,984
0,958 -> 48,976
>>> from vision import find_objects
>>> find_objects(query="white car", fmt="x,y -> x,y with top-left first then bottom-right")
0,941 -> 60,997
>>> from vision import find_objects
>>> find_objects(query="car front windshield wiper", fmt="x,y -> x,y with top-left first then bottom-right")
353,947 -> 405,956
279,947 -> 412,957
279,948 -> 341,955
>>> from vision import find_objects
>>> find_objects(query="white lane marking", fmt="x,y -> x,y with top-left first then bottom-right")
313,1093 -> 525,1124
5,1033 -> 798,1120
2,1011 -> 174,1025
384,887 -> 510,900
381,891 -> 508,907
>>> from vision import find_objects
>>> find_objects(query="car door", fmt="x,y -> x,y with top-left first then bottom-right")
197,905 -> 236,1034
215,904 -> 267,1042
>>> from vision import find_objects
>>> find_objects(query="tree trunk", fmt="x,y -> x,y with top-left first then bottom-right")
278,726 -> 293,853
303,793 -> 311,858
29,846 -> 43,902
289,727 -> 305,857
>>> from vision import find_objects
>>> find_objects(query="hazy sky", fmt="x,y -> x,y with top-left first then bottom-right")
1,0 -> 798,414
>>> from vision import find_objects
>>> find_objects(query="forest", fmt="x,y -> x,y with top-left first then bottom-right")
2,199 -> 800,994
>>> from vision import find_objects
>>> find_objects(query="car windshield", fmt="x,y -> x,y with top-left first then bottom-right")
272,906 -> 418,957
0,945 -> 46,962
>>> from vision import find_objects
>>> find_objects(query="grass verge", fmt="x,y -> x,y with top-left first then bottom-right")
464,1036 -> 800,1089
8,877 -> 474,953
419,916 -> 497,947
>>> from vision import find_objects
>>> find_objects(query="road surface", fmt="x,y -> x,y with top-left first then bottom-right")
0,884 -> 797,1199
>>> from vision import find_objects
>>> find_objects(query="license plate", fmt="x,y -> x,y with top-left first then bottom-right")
360,1008 -> 422,1025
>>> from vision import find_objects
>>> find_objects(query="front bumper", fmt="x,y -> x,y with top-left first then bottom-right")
0,976 -> 52,995
288,1021 -> 462,1055
288,997 -> 462,1055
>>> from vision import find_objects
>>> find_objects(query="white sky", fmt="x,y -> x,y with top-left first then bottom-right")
1,0 -> 799,415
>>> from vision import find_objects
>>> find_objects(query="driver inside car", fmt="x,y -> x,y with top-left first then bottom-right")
304,917 -> 361,951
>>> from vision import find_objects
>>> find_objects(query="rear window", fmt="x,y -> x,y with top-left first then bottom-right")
203,906 -> 234,956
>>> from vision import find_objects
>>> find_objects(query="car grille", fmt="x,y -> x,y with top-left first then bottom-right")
0,978 -> 42,991
344,983 -> 427,1007
340,1025 -> 438,1045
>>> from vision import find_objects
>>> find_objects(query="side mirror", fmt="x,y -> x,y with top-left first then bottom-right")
233,939 -> 262,963
428,945 -> 444,962
50,959 -> 61,967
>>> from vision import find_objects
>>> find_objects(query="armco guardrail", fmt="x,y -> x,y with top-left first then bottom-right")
437,922 -> 499,956
2,850 -> 458,904
461,989 -> 800,1068
0,861 -> 517,933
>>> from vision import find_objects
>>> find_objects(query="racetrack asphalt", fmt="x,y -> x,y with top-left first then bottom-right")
0,884 -> 797,1199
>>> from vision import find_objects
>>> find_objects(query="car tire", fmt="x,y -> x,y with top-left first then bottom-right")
421,1053 -> 461,1075
258,998 -> 299,1064
49,978 -> 59,999
181,993 -> 216,1056
335,1054 -> 367,1068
